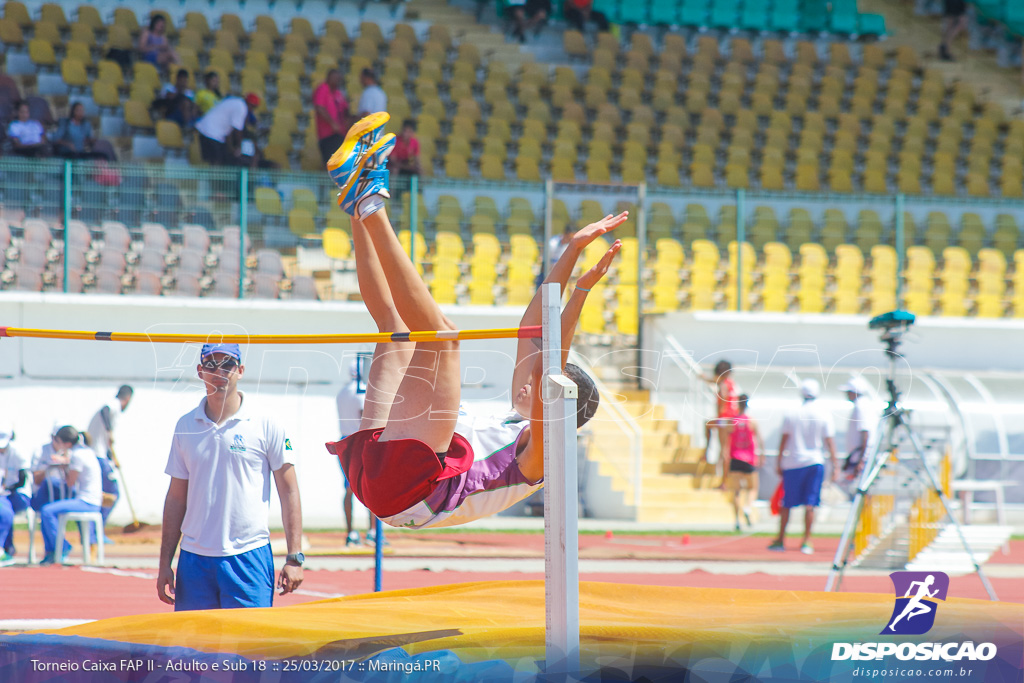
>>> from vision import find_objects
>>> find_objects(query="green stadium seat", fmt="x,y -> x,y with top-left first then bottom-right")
592,0 -> 620,22
769,8 -> 800,32
650,0 -> 678,24
830,9 -> 859,34
709,0 -> 739,28
858,13 -> 886,36
618,0 -> 648,24
740,5 -> 769,31
680,0 -> 709,26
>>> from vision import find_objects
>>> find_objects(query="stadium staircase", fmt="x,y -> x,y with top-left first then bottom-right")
583,377 -> 735,524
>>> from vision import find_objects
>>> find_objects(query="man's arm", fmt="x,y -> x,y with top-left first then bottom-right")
273,464 -> 304,595
510,212 -> 628,400
825,435 -> 838,482
751,419 -> 766,467
156,477 -> 188,605
776,433 -> 789,476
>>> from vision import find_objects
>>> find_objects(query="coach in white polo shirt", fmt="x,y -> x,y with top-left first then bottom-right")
157,343 -> 303,611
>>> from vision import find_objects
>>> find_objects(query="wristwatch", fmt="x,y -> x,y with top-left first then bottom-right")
285,552 -> 305,566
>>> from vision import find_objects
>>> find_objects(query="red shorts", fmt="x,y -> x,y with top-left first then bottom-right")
325,429 -> 474,518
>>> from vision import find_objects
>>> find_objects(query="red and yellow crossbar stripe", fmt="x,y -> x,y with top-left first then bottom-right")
0,326 -> 542,344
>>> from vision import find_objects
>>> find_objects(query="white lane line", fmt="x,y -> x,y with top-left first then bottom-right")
81,566 -> 157,579
80,566 -> 345,598
293,589 -> 346,598
0,619 -> 96,631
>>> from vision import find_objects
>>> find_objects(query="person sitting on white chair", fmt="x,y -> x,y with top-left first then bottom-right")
0,426 -> 31,566
39,426 -> 103,566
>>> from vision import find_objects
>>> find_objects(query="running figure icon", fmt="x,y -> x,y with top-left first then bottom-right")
887,574 -> 939,632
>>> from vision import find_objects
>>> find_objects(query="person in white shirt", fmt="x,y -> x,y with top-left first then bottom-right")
30,430 -> 72,511
157,343 -> 303,611
86,385 -> 133,536
357,69 -> 387,118
39,426 -> 103,565
7,102 -> 48,157
0,427 -> 31,565
839,376 -> 874,483
195,93 -> 261,166
768,379 -> 837,555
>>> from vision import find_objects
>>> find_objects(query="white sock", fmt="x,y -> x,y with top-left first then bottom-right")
357,194 -> 385,218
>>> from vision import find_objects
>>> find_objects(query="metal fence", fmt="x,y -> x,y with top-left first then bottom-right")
2,158 -> 1022,307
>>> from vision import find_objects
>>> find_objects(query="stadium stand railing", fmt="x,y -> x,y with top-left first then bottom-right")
2,159 -> 1023,334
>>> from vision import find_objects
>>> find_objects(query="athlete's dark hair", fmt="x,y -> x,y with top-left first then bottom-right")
564,362 -> 599,429
714,359 -> 732,378
54,425 -> 80,446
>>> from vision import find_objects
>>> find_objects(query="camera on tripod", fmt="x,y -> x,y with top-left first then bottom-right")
869,310 -> 916,345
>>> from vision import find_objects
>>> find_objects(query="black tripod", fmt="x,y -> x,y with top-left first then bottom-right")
824,323 -> 998,601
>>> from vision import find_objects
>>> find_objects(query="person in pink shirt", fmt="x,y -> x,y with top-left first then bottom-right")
389,119 -> 421,177
312,69 -> 350,164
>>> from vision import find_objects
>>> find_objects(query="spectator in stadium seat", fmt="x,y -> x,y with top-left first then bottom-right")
563,0 -> 609,32
52,102 -> 112,160
157,343 -> 304,610
7,102 -> 49,157
389,119 -> 420,177
195,93 -> 262,166
313,69 -> 350,165
507,0 -> 550,43
154,69 -> 196,129
768,379 -> 837,555
194,71 -> 223,116
939,0 -> 967,61
357,69 -> 387,118
139,14 -> 178,70
724,394 -> 763,531
38,426 -> 103,566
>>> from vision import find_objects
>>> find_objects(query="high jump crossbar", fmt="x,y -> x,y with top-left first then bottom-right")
0,326 -> 541,344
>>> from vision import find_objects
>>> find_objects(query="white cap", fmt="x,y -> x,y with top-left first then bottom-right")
0,427 -> 12,449
839,376 -> 870,395
799,378 -> 820,400
349,359 -> 359,379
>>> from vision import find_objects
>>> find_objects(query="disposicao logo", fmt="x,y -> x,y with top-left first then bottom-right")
831,570 -> 997,663
883,571 -> 948,635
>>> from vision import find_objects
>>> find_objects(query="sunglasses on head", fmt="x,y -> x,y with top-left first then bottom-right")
201,358 -> 239,372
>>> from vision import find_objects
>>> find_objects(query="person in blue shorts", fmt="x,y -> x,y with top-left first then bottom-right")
157,343 -> 304,610
769,379 -> 837,555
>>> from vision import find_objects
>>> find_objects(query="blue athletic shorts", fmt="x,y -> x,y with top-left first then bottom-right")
782,464 -> 825,508
175,544 -> 274,611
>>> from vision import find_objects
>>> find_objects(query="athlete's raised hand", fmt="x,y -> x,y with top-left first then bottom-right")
571,212 -> 629,251
576,239 -> 622,292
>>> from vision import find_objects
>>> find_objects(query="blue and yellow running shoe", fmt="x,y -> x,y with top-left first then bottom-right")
336,132 -> 396,218
326,111 -> 390,194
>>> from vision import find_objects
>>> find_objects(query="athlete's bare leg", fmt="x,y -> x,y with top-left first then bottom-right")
359,207 -> 461,453
350,215 -> 415,430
